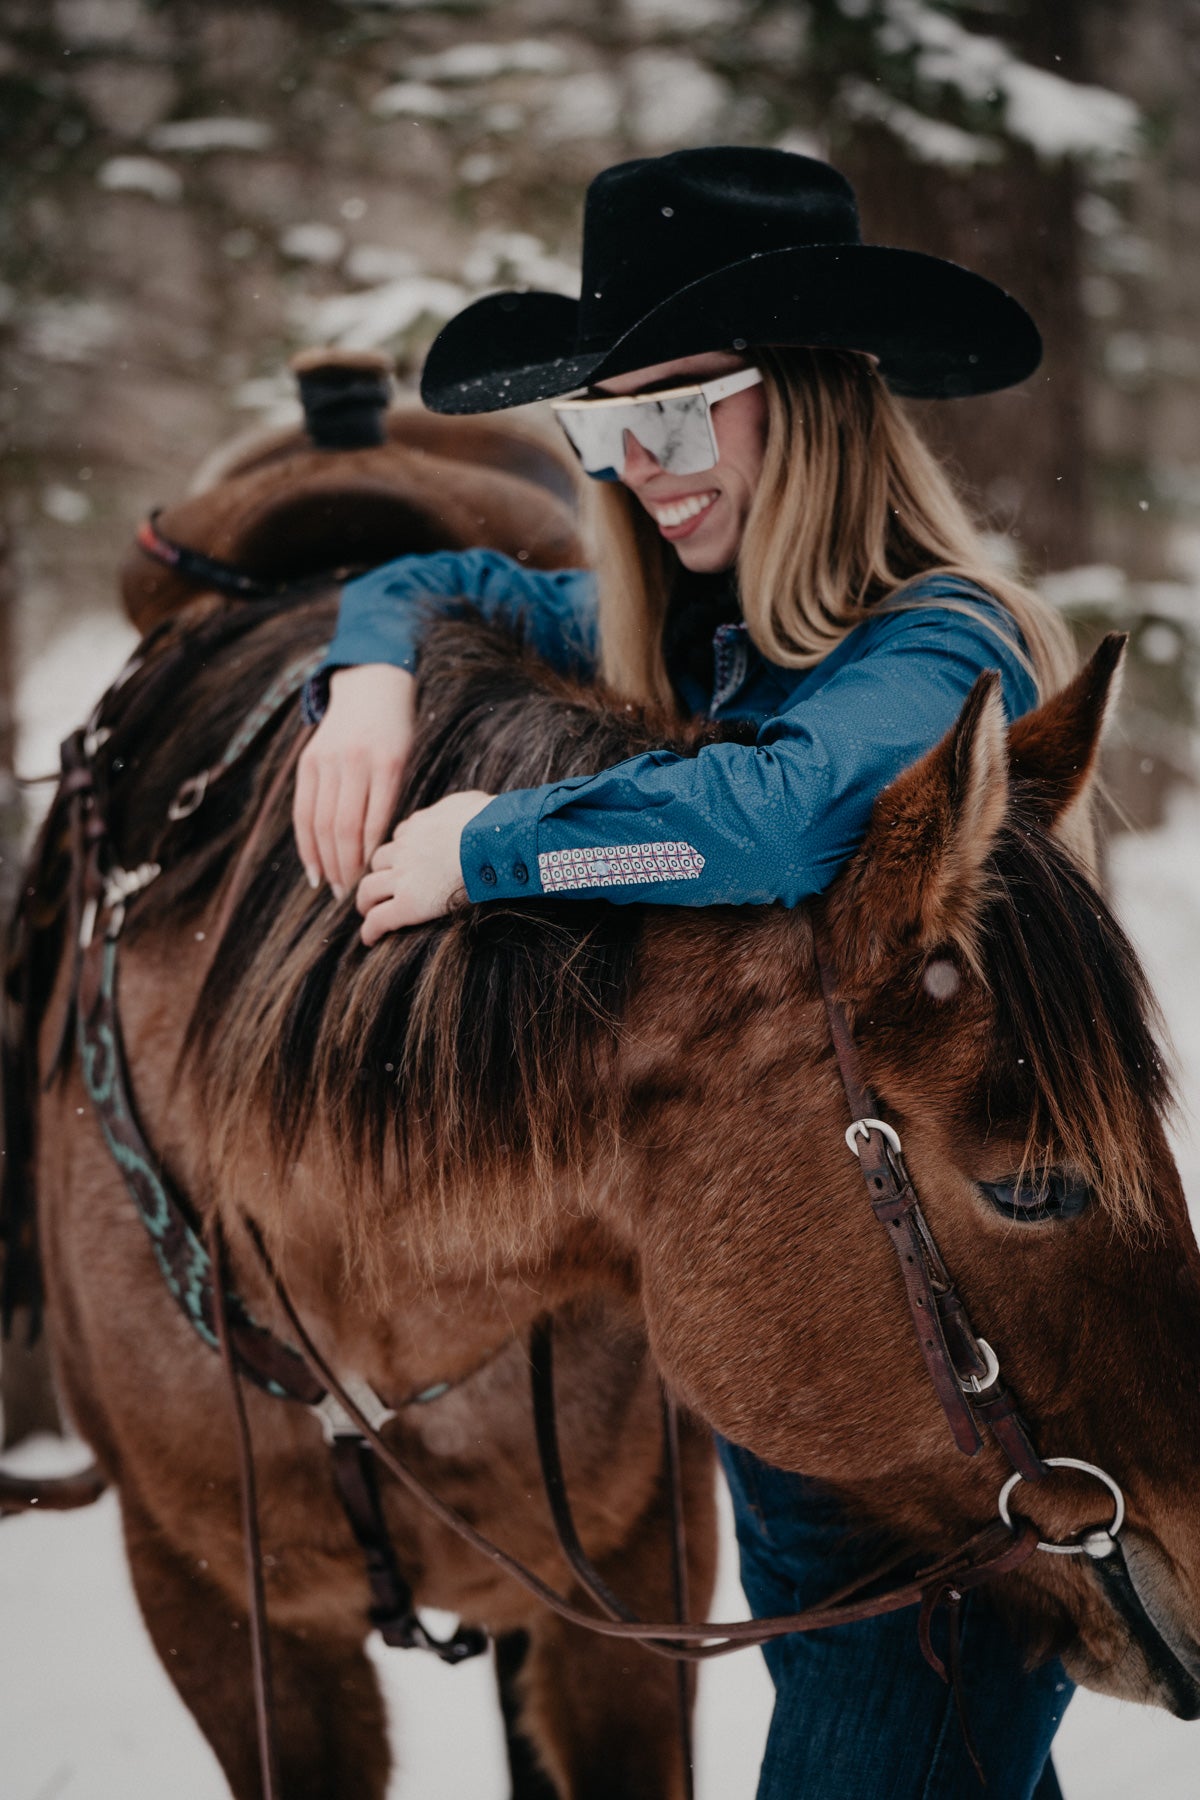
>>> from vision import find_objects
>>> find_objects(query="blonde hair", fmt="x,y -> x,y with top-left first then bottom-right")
589,346 -> 1075,710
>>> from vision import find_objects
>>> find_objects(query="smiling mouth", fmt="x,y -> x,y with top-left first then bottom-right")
649,490 -> 719,532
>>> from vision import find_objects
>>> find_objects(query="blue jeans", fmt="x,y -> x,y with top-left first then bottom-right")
717,1441 -> 1074,1799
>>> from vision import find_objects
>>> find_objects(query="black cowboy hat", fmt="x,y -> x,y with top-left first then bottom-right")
420,146 -> 1041,413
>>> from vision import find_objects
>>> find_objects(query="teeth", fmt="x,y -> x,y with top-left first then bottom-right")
653,491 -> 717,528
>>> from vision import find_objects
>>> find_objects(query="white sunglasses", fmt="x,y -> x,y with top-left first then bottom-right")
550,366 -> 764,481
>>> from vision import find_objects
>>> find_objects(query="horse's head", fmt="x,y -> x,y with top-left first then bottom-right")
633,635 -> 1200,1712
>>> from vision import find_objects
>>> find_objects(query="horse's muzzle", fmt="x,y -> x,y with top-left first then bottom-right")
1090,1530 -> 1200,1718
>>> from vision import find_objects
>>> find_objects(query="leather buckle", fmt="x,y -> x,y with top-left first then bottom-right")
957,1337 -> 1001,1396
844,1117 -> 903,1158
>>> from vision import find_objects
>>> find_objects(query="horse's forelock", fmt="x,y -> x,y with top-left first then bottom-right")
977,796 -> 1172,1233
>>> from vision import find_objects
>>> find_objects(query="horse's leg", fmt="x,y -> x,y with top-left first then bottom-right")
0,1310 -> 62,1445
121,1493 -> 391,1800
512,1424 -> 717,1800
516,1607 -> 692,1800
496,1630 -> 560,1800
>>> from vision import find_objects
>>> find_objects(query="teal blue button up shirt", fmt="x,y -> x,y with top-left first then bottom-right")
319,549 -> 1036,909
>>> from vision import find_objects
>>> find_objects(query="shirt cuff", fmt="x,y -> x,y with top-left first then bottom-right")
460,788 -> 545,902
318,576 -> 428,684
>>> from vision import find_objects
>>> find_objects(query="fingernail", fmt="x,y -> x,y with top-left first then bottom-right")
305,866 -> 319,889
331,883 -> 346,903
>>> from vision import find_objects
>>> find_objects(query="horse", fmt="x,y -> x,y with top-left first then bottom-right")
10,481 -> 1200,1794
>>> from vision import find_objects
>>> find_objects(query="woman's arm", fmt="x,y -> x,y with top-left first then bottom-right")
465,609 -> 1036,909
355,606 -> 1037,934
314,548 -> 597,694
293,550 -> 595,892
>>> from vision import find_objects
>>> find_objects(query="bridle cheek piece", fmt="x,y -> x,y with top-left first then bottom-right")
842,1107 -> 1127,1559
827,963 -> 1127,1564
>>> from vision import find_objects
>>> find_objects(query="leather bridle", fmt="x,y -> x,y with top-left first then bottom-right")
816,948 -> 1048,1478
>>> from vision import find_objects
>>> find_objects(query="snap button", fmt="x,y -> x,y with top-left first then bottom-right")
480,864 -> 497,886
512,861 -> 529,884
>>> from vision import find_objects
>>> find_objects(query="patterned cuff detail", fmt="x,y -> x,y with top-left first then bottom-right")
537,841 -> 705,892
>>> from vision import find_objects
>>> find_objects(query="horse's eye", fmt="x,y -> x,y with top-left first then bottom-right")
979,1171 -> 1090,1222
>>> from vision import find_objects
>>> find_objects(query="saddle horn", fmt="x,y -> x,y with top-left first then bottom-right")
290,347 -> 394,451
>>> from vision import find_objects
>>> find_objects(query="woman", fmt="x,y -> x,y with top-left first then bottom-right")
294,147 -> 1075,1797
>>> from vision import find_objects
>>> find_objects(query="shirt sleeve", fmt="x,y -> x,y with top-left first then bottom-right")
459,606 -> 1038,908
311,548 -> 596,695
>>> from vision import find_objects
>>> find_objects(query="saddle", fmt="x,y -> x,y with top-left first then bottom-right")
4,350 -> 585,1335
120,347 -> 584,633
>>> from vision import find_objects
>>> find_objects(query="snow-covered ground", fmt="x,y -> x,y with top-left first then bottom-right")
4,619 -> 1200,1797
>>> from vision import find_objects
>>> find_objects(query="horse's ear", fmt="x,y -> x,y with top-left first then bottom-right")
825,671 -> 1008,976
1006,633 -> 1126,858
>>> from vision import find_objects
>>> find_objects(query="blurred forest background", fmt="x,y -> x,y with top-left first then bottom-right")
4,0 -> 1200,852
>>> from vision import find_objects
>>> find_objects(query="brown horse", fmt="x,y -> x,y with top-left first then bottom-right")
14,558 -> 1200,1797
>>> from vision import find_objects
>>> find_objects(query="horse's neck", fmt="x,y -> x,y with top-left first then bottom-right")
234,1102 -> 639,1373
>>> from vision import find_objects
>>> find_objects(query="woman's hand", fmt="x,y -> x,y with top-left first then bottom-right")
293,663 -> 416,897
356,790 -> 494,945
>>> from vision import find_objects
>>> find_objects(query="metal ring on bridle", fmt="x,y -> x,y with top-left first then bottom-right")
845,1117 -> 903,1158
998,1457 -> 1126,1556
168,770 -> 209,821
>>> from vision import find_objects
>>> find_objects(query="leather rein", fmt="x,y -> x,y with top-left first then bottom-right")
7,604 -> 1170,1793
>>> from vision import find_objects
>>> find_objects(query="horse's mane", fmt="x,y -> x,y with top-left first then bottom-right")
93,593 -> 1169,1262
103,594 -> 747,1267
